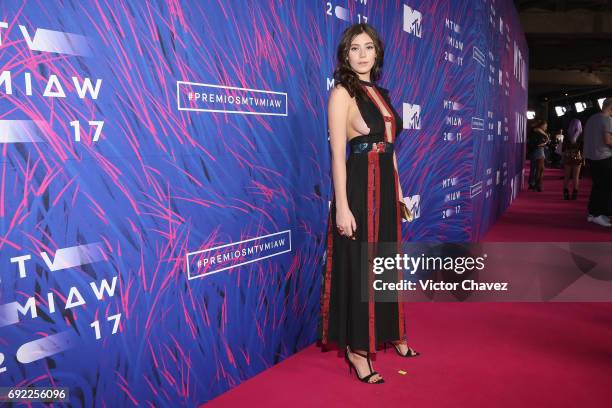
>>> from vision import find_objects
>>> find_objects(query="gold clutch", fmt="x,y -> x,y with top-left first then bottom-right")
399,200 -> 413,222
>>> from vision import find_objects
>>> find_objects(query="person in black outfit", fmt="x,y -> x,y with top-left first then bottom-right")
319,23 -> 419,385
584,98 -> 612,227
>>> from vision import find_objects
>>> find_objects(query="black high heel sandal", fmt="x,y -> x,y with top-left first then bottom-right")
345,347 -> 384,384
384,341 -> 420,358
571,189 -> 578,200
563,189 -> 570,200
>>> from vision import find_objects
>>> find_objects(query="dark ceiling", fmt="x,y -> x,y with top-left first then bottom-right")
514,0 -> 612,104
515,0 -> 612,12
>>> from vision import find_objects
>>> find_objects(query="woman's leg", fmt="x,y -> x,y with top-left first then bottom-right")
563,165 -> 571,199
536,158 -> 545,190
563,164 -> 572,200
573,164 -> 581,191
563,165 -> 571,189
346,347 -> 383,383
528,158 -> 537,188
572,164 -> 582,199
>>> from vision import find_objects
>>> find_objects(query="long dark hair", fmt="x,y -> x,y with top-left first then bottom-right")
333,23 -> 384,100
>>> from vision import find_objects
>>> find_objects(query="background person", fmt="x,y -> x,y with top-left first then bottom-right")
562,119 -> 584,200
583,97 -> 612,227
552,129 -> 564,168
527,120 -> 549,192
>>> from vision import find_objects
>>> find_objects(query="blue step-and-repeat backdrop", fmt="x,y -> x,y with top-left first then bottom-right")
0,0 -> 526,405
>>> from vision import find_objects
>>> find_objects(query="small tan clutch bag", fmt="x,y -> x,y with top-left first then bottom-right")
399,200 -> 413,222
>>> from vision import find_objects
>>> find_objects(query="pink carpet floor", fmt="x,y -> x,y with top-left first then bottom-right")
484,164 -> 611,241
206,165 -> 612,407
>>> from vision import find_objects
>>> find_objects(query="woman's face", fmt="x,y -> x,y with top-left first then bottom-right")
541,122 -> 548,131
347,33 -> 376,76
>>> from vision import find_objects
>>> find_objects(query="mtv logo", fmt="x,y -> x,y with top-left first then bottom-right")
403,195 -> 421,220
403,103 -> 421,130
403,5 -> 422,38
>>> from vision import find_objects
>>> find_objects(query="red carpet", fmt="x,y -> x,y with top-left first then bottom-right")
206,166 -> 612,407
484,165 -> 611,241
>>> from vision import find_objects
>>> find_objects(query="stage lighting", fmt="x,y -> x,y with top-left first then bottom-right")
527,111 -> 535,119
598,98 -> 606,109
575,102 -> 587,113
554,106 -> 567,117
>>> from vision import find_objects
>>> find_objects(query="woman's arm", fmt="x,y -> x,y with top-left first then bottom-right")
393,151 -> 404,200
328,85 -> 350,210
328,85 -> 357,237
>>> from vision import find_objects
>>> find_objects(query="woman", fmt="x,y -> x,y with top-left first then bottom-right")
562,118 -> 584,200
527,120 -> 549,192
552,129 -> 564,168
319,23 -> 418,385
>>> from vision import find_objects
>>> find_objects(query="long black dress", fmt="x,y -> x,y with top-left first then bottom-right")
320,79 -> 406,354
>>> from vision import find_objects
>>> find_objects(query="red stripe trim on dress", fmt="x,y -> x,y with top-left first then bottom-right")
320,196 -> 335,345
369,86 -> 396,143
367,150 -> 377,354
372,153 -> 381,352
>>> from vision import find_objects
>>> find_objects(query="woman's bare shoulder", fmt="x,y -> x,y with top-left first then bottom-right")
329,83 -> 352,112
330,82 -> 351,97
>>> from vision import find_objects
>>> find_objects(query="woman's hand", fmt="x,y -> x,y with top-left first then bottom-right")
393,152 -> 403,200
336,205 -> 357,240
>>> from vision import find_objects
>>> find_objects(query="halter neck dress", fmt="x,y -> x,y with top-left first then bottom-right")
320,79 -> 407,354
